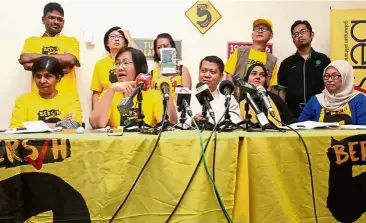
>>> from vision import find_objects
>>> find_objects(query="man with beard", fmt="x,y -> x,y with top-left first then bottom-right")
278,20 -> 331,118
225,19 -> 278,91
18,2 -> 81,98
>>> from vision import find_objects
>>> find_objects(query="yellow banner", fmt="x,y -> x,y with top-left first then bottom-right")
330,9 -> 366,93
0,132 -> 240,223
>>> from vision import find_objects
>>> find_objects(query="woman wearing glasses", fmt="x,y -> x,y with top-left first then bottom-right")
298,60 -> 366,125
90,26 -> 139,109
89,47 -> 177,128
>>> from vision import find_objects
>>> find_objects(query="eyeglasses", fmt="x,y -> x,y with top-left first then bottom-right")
323,74 -> 341,80
109,35 -> 124,40
115,61 -> 133,68
292,29 -> 310,38
253,26 -> 270,32
46,15 -> 64,23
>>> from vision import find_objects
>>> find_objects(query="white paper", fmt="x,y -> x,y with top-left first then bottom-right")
5,121 -> 53,134
278,121 -> 340,130
338,125 -> 366,130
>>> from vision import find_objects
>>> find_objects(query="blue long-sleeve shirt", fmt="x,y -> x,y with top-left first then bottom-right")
298,93 -> 366,125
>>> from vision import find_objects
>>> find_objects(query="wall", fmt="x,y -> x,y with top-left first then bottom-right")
0,0 -> 365,129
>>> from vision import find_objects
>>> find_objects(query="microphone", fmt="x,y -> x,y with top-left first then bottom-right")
232,76 -> 256,102
195,83 -> 215,121
117,73 -> 152,115
219,80 -> 235,104
256,85 -> 275,117
156,77 -> 172,101
244,92 -> 270,129
175,87 -> 192,116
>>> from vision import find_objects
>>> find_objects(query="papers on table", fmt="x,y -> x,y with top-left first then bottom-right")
5,121 -> 57,134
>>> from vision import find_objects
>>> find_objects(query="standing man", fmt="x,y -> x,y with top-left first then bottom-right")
18,2 -> 80,97
225,18 -> 278,89
278,20 -> 331,118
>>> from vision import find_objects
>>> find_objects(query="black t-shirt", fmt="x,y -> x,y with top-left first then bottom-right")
278,49 -> 331,117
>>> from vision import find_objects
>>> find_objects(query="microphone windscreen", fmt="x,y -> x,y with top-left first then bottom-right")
136,73 -> 152,91
219,80 -> 235,95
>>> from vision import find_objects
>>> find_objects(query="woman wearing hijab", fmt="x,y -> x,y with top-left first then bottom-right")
242,63 -> 296,126
299,60 -> 366,125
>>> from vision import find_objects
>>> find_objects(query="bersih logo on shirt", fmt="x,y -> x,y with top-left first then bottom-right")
42,46 -> 59,55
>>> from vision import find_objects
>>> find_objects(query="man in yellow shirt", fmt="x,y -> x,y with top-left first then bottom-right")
225,18 -> 278,89
18,2 -> 80,97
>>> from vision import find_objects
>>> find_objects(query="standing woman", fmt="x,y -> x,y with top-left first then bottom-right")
90,26 -> 139,109
152,33 -> 192,89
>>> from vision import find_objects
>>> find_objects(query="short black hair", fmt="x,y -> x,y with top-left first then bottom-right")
115,47 -> 148,78
153,33 -> 177,62
103,26 -> 129,53
43,2 -> 64,17
291,20 -> 312,34
32,56 -> 64,79
199,56 -> 224,74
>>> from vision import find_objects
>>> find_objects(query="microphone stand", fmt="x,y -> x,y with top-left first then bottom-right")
217,99 -> 245,132
236,102 -> 255,132
195,105 -> 214,131
155,97 -> 174,131
173,105 -> 194,130
124,90 -> 153,132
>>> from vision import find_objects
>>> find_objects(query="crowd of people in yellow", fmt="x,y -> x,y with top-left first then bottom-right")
10,2 -> 366,130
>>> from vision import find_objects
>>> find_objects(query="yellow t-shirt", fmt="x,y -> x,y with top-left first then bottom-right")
102,89 -> 164,128
9,92 -> 82,128
225,48 -> 278,86
152,66 -> 182,88
90,56 -> 117,92
21,35 -> 81,96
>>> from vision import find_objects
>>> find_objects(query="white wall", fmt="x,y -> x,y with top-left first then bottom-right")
0,0 -> 365,129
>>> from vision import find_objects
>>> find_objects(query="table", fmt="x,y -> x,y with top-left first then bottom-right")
234,129 -> 366,223
1,129 -> 366,222
0,131 -> 239,223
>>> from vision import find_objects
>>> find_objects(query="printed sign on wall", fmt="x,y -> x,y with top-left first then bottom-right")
185,1 -> 222,35
133,39 -> 182,60
227,42 -> 273,59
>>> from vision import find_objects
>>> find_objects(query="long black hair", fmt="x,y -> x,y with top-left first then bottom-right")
153,33 -> 176,62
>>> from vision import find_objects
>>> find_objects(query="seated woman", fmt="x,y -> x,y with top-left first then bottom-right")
90,26 -> 139,109
152,33 -> 192,89
299,60 -> 366,125
89,47 -> 178,128
241,63 -> 296,126
10,56 -> 82,128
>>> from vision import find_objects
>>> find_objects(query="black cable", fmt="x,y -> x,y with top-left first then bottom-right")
212,119 -> 217,182
109,104 -> 168,223
166,104 -> 230,223
270,115 -> 318,223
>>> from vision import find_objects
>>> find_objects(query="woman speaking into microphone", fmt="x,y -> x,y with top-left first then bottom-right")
89,47 -> 177,129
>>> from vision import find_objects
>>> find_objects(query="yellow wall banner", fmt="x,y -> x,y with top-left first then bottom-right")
330,9 -> 366,93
